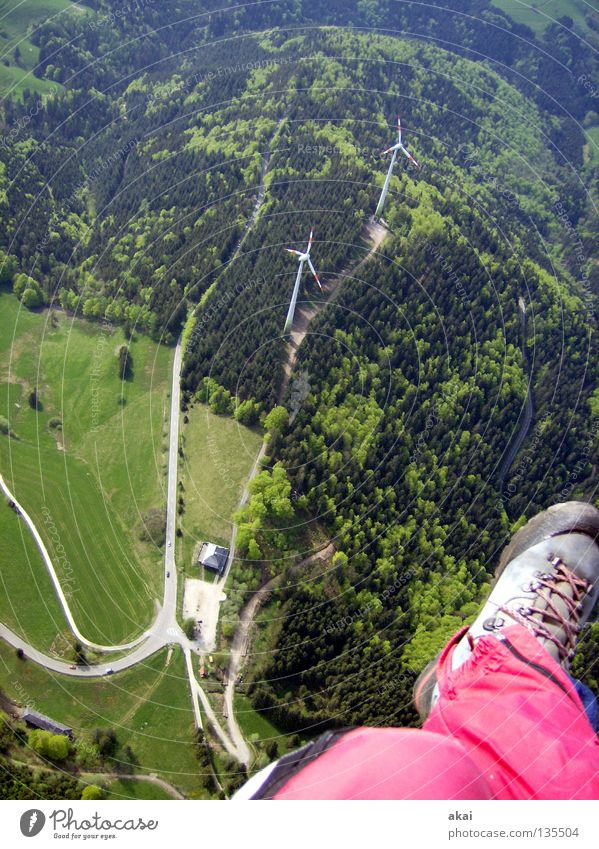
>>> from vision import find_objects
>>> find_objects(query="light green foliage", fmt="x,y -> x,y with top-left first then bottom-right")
0,251 -> 17,286
264,405 -> 289,435
81,784 -> 104,800
235,464 -> 295,567
234,398 -> 260,426
28,729 -> 70,761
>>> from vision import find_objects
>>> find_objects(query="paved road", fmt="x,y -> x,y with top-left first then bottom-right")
161,337 -> 184,637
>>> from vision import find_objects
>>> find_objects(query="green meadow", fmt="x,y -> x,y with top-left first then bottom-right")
178,403 -> 263,573
0,0 -> 83,98
0,293 -> 173,646
0,643 -> 205,795
491,0 -> 593,38
584,125 -> 599,167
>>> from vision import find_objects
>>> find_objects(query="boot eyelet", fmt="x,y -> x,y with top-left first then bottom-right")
483,616 -> 505,631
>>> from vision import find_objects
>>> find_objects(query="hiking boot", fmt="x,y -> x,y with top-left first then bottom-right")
413,501 -> 599,721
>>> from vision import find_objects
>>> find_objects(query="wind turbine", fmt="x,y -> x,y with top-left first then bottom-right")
283,229 -> 322,333
375,115 -> 420,220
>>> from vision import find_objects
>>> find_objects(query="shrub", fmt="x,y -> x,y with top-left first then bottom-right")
138,507 -> 166,546
28,389 -> 42,410
118,345 -> 133,380
82,784 -> 104,800
28,729 -> 70,761
183,618 -> 196,640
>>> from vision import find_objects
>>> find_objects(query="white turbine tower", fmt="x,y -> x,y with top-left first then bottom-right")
283,229 -> 322,333
375,115 -> 420,220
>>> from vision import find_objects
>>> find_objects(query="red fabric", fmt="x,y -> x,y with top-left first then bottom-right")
273,727 -> 492,800
270,625 -> 599,800
424,624 -> 599,799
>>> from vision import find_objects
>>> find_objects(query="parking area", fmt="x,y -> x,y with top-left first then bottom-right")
182,579 -> 226,651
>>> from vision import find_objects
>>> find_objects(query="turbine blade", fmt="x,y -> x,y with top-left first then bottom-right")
397,114 -> 402,144
286,248 -> 301,256
307,258 -> 322,290
401,147 -> 420,168
307,229 -> 314,253
382,146 -> 396,156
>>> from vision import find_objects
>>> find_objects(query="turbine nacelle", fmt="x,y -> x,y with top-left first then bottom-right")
285,229 -> 321,289
381,114 -> 420,168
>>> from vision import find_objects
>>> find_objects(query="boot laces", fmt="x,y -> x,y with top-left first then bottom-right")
498,557 -> 591,661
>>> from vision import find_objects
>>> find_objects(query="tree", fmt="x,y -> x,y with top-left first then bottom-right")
72,640 -> 87,665
264,405 -> 289,436
264,740 -> 279,760
247,538 -> 262,560
13,274 -> 44,309
21,287 -> 44,309
47,734 -> 69,762
209,384 -> 233,415
0,251 -> 17,286
183,618 -> 196,640
118,345 -> 133,380
82,784 -> 104,800
28,730 -> 69,761
93,728 -> 118,759
28,389 -> 41,410
234,398 -> 259,425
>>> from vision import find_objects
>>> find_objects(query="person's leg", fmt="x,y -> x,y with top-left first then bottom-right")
424,623 -> 599,799
236,502 -> 599,799
420,501 -> 599,799
235,727 -> 493,799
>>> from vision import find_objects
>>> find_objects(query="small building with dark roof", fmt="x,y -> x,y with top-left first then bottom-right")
22,708 -> 73,738
198,542 -> 229,576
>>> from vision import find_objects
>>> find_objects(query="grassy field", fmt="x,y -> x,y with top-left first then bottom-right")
0,0 -> 84,98
584,124 -> 599,166
0,642 -> 206,795
0,293 -> 173,646
0,488 -> 70,650
178,403 -> 263,573
103,778 -> 176,800
491,0 -> 594,38
234,693 -> 288,748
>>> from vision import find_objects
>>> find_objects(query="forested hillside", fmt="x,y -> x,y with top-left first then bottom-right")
0,2 -> 597,739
